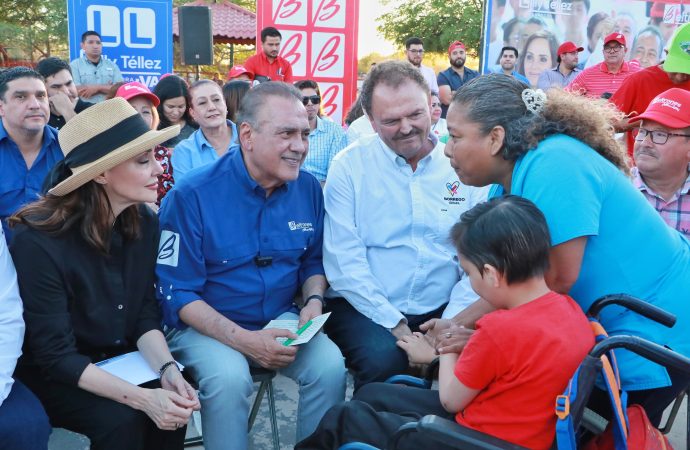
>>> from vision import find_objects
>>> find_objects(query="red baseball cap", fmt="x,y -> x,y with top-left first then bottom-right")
115,82 -> 160,107
227,65 -> 254,80
448,41 -> 466,55
629,88 -> 690,129
557,41 -> 584,56
603,32 -> 626,47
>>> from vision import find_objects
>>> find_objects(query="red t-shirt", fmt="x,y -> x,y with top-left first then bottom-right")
454,292 -> 594,450
610,64 -> 690,159
244,51 -> 293,83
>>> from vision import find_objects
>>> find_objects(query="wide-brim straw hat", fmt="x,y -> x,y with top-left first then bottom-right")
47,97 -> 179,196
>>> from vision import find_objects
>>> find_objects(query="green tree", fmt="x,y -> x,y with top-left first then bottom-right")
377,0 -> 483,56
0,0 -> 69,61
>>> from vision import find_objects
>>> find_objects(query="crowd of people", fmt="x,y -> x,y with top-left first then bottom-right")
0,13 -> 689,450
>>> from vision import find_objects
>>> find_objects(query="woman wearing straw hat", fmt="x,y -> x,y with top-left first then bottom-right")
9,98 -> 200,450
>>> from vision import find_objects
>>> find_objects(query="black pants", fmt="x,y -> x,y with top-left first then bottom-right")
324,299 -> 446,390
296,382 -> 457,450
587,366 -> 690,427
18,369 -> 186,450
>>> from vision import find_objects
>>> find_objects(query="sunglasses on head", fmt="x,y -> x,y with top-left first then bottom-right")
302,95 -> 321,105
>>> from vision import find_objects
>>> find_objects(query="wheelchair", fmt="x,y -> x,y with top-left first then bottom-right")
339,294 -> 690,450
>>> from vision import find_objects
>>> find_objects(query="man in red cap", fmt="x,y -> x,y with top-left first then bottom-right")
567,32 -> 639,97
611,22 -> 690,158
629,88 -> 690,238
437,41 -> 478,118
537,41 -> 583,90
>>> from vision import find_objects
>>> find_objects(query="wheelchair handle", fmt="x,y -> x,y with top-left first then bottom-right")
590,335 -> 690,375
588,294 -> 676,328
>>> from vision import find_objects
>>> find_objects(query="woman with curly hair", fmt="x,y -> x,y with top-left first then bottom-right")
426,74 -> 690,427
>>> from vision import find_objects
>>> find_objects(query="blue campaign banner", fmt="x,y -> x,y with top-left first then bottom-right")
67,0 -> 172,88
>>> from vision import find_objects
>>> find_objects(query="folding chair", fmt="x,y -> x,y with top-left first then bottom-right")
184,367 -> 280,450
339,294 -> 690,450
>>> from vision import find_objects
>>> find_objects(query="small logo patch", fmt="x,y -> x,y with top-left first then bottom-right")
157,230 -> 180,267
288,221 -> 314,232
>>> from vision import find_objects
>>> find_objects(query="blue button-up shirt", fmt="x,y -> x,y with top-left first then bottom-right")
302,116 -> 348,182
537,65 -> 581,90
437,66 -> 479,117
0,122 -> 62,242
69,56 -> 123,103
323,134 -> 489,328
157,148 -> 325,331
171,120 -> 239,182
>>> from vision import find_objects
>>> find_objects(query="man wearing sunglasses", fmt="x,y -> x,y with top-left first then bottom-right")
629,88 -> 690,238
294,80 -> 347,185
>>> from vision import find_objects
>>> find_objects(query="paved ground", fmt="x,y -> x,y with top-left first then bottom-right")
49,374 -> 686,449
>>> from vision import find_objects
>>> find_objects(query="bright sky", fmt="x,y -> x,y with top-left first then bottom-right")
357,0 -> 399,56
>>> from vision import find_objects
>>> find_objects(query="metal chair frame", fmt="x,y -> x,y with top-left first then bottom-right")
184,367 -> 280,450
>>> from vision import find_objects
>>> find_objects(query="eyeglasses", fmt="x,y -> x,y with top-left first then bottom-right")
634,127 -> 690,145
407,49 -> 424,54
604,45 -> 624,53
302,95 -> 321,105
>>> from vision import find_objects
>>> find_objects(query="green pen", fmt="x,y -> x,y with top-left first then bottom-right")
283,320 -> 313,346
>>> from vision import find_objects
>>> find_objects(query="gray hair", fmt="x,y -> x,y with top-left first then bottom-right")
360,60 -> 429,116
632,26 -> 664,58
236,81 -> 302,129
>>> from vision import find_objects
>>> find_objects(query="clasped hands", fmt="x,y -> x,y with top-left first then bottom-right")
395,318 -> 474,365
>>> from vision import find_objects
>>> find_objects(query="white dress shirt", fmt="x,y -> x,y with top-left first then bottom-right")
0,228 -> 24,405
323,134 -> 488,328
346,115 -> 376,145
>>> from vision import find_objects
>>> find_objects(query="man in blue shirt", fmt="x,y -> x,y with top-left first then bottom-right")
294,79 -> 347,184
437,41 -> 479,118
489,46 -> 531,85
0,67 -> 63,242
157,82 -> 346,450
69,31 -> 123,103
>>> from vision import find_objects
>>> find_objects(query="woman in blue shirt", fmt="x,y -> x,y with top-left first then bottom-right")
430,74 -> 690,426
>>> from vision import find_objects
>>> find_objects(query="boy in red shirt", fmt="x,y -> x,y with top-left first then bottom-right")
296,196 -> 594,450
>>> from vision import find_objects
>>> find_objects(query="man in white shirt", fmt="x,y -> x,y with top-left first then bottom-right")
405,37 -> 439,94
0,228 -> 51,449
323,61 -> 487,390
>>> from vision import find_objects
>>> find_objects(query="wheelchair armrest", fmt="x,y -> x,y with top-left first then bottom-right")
387,415 -> 530,450
590,335 -> 690,375
384,358 -> 439,389
588,294 -> 676,328
384,375 -> 432,389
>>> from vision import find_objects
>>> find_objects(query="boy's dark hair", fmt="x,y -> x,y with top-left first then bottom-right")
0,66 -> 44,101
451,195 -> 550,284
81,30 -> 101,42
261,27 -> 282,42
405,37 -> 424,49
501,46 -> 519,58
36,57 -> 72,79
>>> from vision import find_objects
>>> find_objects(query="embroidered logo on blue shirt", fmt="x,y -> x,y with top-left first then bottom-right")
288,221 -> 314,232
157,230 -> 180,267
